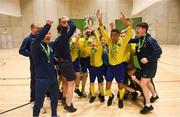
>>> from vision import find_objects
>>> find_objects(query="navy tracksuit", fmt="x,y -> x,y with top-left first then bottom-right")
19,34 -> 36,102
129,33 -> 162,78
53,20 -> 77,81
31,24 -> 59,117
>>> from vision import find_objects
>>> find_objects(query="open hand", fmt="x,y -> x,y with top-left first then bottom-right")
96,9 -> 103,25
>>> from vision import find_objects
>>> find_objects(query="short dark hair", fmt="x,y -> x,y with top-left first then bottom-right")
30,23 -> 35,30
57,24 -> 62,34
111,28 -> 120,34
136,22 -> 149,32
127,63 -> 135,71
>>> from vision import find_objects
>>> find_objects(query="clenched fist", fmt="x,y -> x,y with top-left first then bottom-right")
46,20 -> 53,25
140,58 -> 148,64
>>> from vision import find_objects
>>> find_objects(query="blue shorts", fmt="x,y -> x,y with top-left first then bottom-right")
89,65 -> 104,83
80,57 -> 90,73
73,58 -> 80,72
102,65 -> 108,78
106,63 -> 125,83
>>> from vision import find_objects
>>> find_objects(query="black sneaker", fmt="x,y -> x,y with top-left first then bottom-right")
118,100 -> 124,108
89,96 -> 96,103
75,89 -> 83,97
64,103 -> 77,113
123,92 -> 129,100
98,94 -> 105,103
61,97 -> 66,105
107,94 -> 114,106
140,105 -> 154,114
132,92 -> 138,101
150,95 -> 159,103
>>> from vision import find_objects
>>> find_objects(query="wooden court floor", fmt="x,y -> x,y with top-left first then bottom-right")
0,45 -> 180,117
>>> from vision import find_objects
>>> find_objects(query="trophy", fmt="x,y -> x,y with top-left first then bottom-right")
84,12 -> 96,27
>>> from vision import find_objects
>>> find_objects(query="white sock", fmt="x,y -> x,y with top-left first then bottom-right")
145,103 -> 151,107
153,94 -> 157,97
67,102 -> 71,106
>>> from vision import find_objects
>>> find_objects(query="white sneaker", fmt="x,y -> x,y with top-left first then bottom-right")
40,106 -> 47,114
30,101 -> 35,109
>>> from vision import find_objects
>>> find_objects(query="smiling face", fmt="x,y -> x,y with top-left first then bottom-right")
43,32 -> 51,44
135,26 -> 146,37
101,37 -> 106,46
111,32 -> 119,43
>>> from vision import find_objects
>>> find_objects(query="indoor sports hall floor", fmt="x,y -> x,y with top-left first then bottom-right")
0,45 -> 180,117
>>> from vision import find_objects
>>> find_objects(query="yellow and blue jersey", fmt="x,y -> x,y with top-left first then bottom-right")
99,26 -> 132,66
78,37 -> 90,58
85,32 -> 103,67
69,36 -> 80,62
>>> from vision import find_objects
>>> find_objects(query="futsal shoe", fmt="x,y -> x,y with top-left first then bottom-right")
64,103 -> 77,113
89,96 -> 96,103
140,105 -> 154,114
118,100 -> 124,108
98,94 -> 105,103
107,94 -> 114,106
75,89 -> 83,97
132,91 -> 138,101
150,95 -> 159,103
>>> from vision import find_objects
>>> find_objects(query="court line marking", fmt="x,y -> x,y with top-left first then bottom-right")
0,80 -> 180,87
0,102 -> 30,115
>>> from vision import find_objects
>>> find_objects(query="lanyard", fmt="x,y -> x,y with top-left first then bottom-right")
91,47 -> 97,66
137,35 -> 146,53
41,43 -> 50,63
91,47 -> 97,56
111,42 -> 118,58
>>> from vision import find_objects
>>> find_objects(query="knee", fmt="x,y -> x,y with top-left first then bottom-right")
140,81 -> 147,87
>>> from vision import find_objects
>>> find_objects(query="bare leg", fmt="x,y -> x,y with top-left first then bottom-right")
147,81 -> 157,97
75,72 -> 80,89
66,80 -> 75,106
62,77 -> 67,97
140,78 -> 151,105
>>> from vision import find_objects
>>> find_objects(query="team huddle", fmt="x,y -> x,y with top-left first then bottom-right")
19,10 -> 162,117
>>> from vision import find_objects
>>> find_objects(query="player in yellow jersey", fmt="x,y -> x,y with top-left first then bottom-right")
69,31 -> 83,97
78,27 -> 94,97
83,28 -> 105,103
96,10 -> 132,108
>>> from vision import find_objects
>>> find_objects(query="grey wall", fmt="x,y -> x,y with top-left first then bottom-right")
0,0 -> 179,48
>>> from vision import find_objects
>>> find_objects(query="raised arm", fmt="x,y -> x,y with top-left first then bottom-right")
96,10 -> 111,44
33,20 -> 53,45
67,20 -> 76,40
92,30 -> 102,48
119,12 -> 132,45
